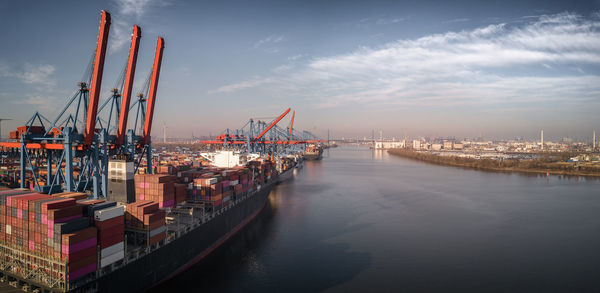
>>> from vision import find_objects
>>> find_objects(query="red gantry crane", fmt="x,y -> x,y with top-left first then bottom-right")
116,25 -> 142,146
201,108 -> 326,157
84,10 -> 111,147
0,10 -> 166,197
143,37 -> 165,146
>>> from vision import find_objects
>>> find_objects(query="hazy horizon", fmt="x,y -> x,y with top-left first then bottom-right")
1,0 -> 599,141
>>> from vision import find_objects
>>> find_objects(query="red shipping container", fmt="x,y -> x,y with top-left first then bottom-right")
94,215 -> 124,230
100,233 -> 124,249
66,254 -> 97,273
98,223 -> 124,240
47,205 -> 82,221
143,210 -> 165,225
148,232 -> 166,245
148,218 -> 165,231
42,198 -> 76,213
61,227 -> 97,245
64,245 -> 96,262
137,202 -> 159,219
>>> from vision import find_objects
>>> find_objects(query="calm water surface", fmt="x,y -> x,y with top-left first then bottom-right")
156,146 -> 600,292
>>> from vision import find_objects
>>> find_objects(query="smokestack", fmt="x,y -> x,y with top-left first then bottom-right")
594,129 -> 596,150
541,130 -> 544,150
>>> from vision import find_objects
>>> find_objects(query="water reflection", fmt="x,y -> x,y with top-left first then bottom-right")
155,146 -> 600,293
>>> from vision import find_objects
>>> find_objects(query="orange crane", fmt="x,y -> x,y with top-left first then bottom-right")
252,108 -> 290,143
0,10 -> 167,196
84,10 -> 111,147
142,37 -> 164,145
116,25 -> 141,145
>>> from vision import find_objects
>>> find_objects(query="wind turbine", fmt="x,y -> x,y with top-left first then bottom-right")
0,118 -> 12,142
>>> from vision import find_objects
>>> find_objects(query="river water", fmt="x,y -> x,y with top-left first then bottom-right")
158,146 -> 600,292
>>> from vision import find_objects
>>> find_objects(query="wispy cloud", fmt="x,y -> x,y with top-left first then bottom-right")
375,17 -> 406,25
443,18 -> 470,24
288,54 -> 307,61
13,94 -> 64,113
352,16 -> 409,28
253,35 -> 286,53
109,0 -> 170,53
208,78 -> 273,94
113,0 -> 152,19
109,19 -> 130,54
209,12 -> 600,110
20,64 -> 56,86
2,63 -> 56,87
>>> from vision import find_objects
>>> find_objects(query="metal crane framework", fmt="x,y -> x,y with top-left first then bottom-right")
201,108 -> 325,156
0,10 -> 165,198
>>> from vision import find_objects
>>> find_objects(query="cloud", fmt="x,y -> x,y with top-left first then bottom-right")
109,0 -> 171,53
13,94 -> 64,113
209,12 -> 600,110
21,64 -> 56,86
288,54 -> 307,61
109,19 -> 130,54
113,0 -> 152,19
2,63 -> 56,86
443,18 -> 470,24
253,35 -> 285,53
208,78 -> 273,94
375,17 -> 406,25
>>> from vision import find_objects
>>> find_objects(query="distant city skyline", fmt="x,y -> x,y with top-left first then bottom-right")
1,0 -> 599,140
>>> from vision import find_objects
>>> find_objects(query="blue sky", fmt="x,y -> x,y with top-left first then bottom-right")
1,0 -> 599,141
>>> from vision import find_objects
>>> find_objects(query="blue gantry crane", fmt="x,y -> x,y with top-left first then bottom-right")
201,108 -> 325,156
0,10 -> 165,198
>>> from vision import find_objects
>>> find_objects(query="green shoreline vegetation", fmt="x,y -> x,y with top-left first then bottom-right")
387,148 -> 600,177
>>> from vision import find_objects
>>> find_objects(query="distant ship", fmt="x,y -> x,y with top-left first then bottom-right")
304,145 -> 323,160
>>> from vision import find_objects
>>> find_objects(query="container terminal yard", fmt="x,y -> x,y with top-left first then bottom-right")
0,10 -> 325,293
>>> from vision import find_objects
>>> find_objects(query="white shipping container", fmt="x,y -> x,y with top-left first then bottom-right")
6,225 -> 11,235
101,241 -> 124,256
202,178 -> 218,185
100,250 -> 125,268
94,205 -> 126,221
149,225 -> 167,238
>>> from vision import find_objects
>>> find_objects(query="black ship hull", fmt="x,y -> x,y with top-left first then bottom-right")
95,181 -> 275,293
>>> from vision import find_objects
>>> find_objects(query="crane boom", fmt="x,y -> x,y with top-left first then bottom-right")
288,110 -> 295,140
84,10 -> 111,146
253,108 -> 290,143
142,37 -> 165,145
116,25 -> 141,145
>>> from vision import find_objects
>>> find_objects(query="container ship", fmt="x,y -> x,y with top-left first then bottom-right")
303,145 -> 324,161
0,154 -> 299,292
0,9 -> 312,292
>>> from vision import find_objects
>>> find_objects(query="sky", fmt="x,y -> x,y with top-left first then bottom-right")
1,0 -> 599,141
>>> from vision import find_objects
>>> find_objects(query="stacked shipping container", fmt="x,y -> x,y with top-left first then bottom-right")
134,174 -> 177,208
94,205 -> 125,267
0,190 -> 100,281
125,201 -> 166,245
0,157 -> 281,287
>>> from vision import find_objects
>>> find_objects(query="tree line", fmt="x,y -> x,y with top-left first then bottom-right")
387,149 -> 600,176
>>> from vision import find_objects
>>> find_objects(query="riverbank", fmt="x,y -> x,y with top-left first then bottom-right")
388,148 -> 600,177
